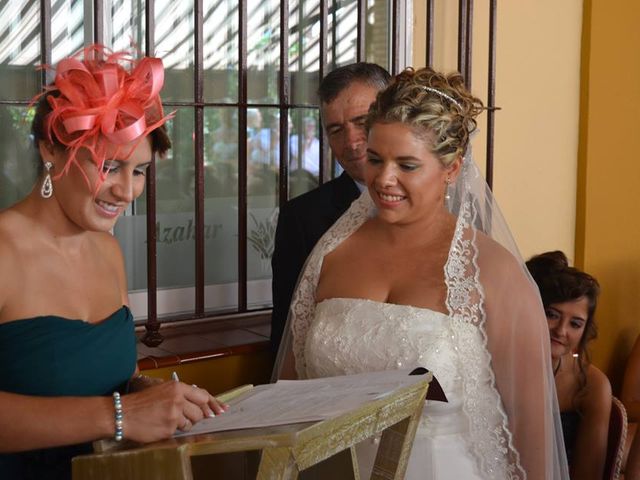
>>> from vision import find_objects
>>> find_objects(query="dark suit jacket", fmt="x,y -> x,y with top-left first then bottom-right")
270,172 -> 360,353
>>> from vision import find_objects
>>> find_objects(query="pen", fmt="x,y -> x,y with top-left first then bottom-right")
171,370 -> 217,419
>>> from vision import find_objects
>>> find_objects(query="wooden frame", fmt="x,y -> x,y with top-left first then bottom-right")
72,378 -> 430,480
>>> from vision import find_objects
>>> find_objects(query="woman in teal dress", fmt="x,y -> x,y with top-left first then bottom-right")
0,45 -> 227,479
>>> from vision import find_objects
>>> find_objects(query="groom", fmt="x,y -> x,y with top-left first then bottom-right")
270,63 -> 391,355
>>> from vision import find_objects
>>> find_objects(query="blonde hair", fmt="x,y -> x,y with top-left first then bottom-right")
366,67 -> 484,167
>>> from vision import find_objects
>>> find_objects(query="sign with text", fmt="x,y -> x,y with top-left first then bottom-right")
114,196 -> 278,298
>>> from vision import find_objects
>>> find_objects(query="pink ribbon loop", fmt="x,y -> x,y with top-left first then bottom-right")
34,44 -> 173,191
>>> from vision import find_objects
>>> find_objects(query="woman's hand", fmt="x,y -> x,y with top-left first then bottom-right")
127,373 -> 164,392
120,381 -> 228,443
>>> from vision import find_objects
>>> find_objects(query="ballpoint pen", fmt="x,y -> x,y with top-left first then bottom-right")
172,371 -> 218,418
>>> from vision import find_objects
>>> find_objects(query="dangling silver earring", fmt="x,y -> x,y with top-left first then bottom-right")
444,178 -> 451,201
40,162 -> 53,199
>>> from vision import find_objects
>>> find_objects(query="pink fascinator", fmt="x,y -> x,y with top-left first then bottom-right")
35,44 -> 173,191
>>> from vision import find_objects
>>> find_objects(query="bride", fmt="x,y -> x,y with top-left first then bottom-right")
274,67 -> 568,479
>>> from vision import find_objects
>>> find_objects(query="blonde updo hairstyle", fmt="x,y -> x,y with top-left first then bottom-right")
366,67 -> 484,167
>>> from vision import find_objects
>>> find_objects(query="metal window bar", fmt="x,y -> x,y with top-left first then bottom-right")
456,0 -> 493,229
94,0 -> 103,45
425,0 -> 434,67
486,0 -> 498,190
357,0 -> 365,62
464,0 -> 474,87
453,0 -> 498,190
319,0 -> 328,184
238,0 -> 248,312
41,0 -> 51,81
278,0 -> 290,205
330,0 -> 337,72
391,0 -> 400,75
141,0 -> 161,346
457,0 -> 471,86
195,0 -> 206,317
294,0 -> 303,173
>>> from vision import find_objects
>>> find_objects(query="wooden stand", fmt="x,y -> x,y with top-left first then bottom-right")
72,378 -> 430,480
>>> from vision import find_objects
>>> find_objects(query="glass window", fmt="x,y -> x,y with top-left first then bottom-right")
155,0 -> 195,102
247,0 -> 280,104
203,0 -> 238,102
116,109 -> 200,318
0,0 -> 402,327
289,0 -> 321,105
328,0 -> 358,67
0,105 -> 37,206
204,107 -> 239,312
0,0 -> 41,101
247,107 -> 279,308
289,108 -> 320,198
367,0 -> 390,69
106,0 -> 146,52
51,0 -> 86,64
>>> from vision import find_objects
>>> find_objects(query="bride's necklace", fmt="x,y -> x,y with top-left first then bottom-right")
553,357 -> 562,377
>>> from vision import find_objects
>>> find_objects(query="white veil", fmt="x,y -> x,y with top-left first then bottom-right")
273,149 -> 569,479
443,147 -> 569,479
273,102 -> 568,478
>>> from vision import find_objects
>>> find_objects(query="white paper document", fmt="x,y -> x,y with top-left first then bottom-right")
174,368 -> 434,437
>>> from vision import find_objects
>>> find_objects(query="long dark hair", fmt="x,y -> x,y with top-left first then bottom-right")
526,250 -> 600,389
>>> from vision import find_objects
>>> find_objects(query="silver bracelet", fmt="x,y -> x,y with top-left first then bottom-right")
112,392 -> 124,441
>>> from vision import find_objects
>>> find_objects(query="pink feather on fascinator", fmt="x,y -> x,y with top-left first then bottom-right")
34,44 -> 174,192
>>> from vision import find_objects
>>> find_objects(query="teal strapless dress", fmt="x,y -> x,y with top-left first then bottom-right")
0,306 -> 137,480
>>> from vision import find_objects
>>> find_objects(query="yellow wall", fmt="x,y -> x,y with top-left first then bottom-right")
412,0 -> 640,391
411,0 -> 583,260
576,0 -> 640,391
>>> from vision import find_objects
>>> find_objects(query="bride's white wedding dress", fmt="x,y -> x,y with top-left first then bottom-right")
278,182 -> 569,479
305,297 -> 507,479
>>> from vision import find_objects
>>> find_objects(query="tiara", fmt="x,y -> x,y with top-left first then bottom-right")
422,86 -> 462,110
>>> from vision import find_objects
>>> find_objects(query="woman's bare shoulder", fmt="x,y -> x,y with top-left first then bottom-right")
0,207 -> 31,259
578,364 -> 612,413
0,206 -> 25,234
473,229 -> 524,277
0,208 -> 31,311
471,229 -> 543,316
322,219 -> 374,260
586,365 -> 612,395
88,231 -> 125,265
89,229 -> 121,248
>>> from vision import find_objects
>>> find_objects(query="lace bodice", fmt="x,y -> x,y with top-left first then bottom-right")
305,298 -> 497,431
285,191 -> 560,479
306,298 -> 464,396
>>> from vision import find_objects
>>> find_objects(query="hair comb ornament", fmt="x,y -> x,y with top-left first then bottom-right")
422,86 -> 462,110
33,44 -> 174,191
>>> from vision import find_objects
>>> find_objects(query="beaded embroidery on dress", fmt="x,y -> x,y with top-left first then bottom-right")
305,298 -> 497,479
289,189 -> 524,479
445,200 -> 524,479
279,139 -> 569,478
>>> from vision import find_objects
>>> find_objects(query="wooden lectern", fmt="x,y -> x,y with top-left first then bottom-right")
72,375 -> 431,480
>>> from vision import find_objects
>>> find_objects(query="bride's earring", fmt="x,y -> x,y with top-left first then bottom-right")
40,161 -> 53,199
444,178 -> 451,201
